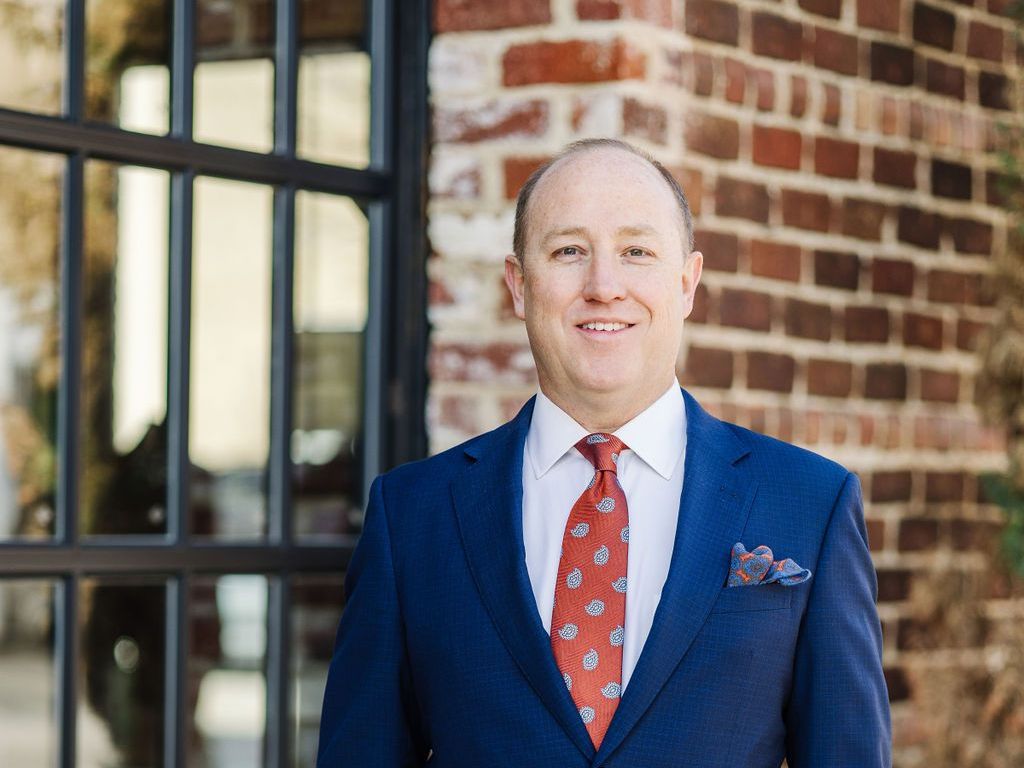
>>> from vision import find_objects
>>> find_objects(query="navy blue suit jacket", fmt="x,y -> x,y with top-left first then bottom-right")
317,389 -> 891,766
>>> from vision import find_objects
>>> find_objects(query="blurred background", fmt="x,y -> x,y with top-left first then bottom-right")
0,0 -> 1022,766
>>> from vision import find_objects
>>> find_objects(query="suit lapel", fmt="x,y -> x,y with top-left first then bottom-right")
593,389 -> 758,765
450,397 -> 596,760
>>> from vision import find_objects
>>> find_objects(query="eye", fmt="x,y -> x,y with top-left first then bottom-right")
555,245 -> 582,258
625,247 -> 651,259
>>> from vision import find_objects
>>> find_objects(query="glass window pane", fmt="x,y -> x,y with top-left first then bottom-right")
194,0 -> 275,153
0,579 -> 58,768
81,161 -> 170,536
77,578 -> 166,768
189,575 -> 268,768
290,575 -> 343,768
0,0 -> 64,115
297,2 -> 370,168
292,192 -> 368,539
0,145 -> 63,540
190,177 -> 272,539
85,0 -> 172,135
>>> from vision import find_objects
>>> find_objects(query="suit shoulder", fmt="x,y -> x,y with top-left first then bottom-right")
721,420 -> 852,495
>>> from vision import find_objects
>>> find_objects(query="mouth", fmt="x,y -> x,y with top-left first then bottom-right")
576,321 -> 635,334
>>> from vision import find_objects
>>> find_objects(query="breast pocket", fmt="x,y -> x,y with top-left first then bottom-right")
709,583 -> 793,614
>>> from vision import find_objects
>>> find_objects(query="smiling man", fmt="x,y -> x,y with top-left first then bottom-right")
317,139 -> 892,767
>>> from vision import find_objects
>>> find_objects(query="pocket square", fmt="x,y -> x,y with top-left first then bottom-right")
728,542 -> 811,587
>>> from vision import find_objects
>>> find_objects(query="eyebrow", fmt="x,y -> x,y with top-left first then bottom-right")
540,224 -> 659,246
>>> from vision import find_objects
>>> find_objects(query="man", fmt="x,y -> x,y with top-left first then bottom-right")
317,139 -> 891,766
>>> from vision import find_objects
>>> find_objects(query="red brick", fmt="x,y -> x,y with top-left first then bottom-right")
691,283 -> 710,324
897,206 -> 941,249
752,68 -> 775,111
623,97 -> 668,144
903,312 -> 944,350
671,166 -> 703,217
435,99 -> 548,143
913,3 -> 956,51
503,38 -> 644,86
822,83 -> 841,126
686,112 -> 740,160
752,12 -> 803,61
872,258 -> 915,296
865,363 -> 908,400
968,20 -> 1004,62
948,217 -> 993,254
750,240 -> 801,282
932,159 -> 972,200
925,471 -> 964,502
951,519 -> 1000,552
716,177 -> 770,223
785,299 -> 831,341
814,249 -> 859,290
925,59 -> 966,99
720,288 -> 772,331
877,569 -> 912,601
781,189 -> 831,232
920,369 -> 960,402
430,342 -> 537,384
435,0 -> 551,31
807,358 -> 852,397
858,0 -> 901,32
927,269 -> 968,304
872,471 -> 912,502
957,318 -> 985,351
870,42 -> 915,86
979,71 -> 1011,110
685,0 -> 739,45
694,229 -> 739,273
576,0 -> 621,19
814,136 -> 859,179
873,148 -> 916,189
811,27 -> 859,76
885,667 -> 911,702
753,125 -> 802,170
503,156 -> 547,200
790,75 -> 808,117
842,198 -> 885,241
845,306 -> 890,343
724,59 -> 747,104
799,0 -> 841,18
681,345 -> 733,388
692,52 -> 715,96
747,351 -> 796,393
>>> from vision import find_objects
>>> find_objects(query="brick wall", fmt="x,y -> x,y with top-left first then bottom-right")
427,0 -> 1020,762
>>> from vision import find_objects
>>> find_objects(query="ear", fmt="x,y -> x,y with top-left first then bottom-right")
681,250 -> 703,318
504,254 -> 527,320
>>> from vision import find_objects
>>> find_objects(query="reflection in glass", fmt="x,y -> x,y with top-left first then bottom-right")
0,146 -> 63,540
81,162 -> 169,536
290,575 -> 343,768
293,193 -> 368,539
78,579 -> 166,768
85,0 -> 171,135
297,2 -> 370,167
189,575 -> 267,768
190,177 -> 272,538
0,0 -> 64,115
194,0 -> 275,153
0,579 -> 57,767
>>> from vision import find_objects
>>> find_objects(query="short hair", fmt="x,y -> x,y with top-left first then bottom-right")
511,138 -> 695,262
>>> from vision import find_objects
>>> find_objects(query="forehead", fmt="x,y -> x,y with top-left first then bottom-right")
528,148 -> 680,237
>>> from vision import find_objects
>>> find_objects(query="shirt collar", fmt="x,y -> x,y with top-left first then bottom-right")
525,383 -> 686,481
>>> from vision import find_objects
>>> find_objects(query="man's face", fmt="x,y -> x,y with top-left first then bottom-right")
504,148 -> 703,412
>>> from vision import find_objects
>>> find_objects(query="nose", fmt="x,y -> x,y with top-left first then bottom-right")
581,251 -> 626,303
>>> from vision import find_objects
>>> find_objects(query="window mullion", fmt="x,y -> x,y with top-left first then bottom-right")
170,0 -> 195,141
62,0 -> 85,121
270,185 -> 296,546
56,575 -> 77,768
274,0 -> 298,156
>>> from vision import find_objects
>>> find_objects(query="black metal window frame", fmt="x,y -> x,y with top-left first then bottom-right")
0,1 -> 429,766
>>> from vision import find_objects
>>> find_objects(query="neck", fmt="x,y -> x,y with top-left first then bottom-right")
541,379 -> 676,433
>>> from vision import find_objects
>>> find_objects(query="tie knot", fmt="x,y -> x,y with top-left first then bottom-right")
575,433 -> 627,472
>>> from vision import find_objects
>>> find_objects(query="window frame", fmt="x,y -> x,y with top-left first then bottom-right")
0,0 -> 429,765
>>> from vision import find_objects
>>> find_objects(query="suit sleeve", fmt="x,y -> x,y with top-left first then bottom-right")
784,471 -> 892,767
317,475 -> 426,767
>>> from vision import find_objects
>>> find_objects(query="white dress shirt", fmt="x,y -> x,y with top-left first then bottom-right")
521,384 -> 687,691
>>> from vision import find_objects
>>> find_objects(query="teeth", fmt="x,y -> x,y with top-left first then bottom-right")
581,322 -> 628,331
